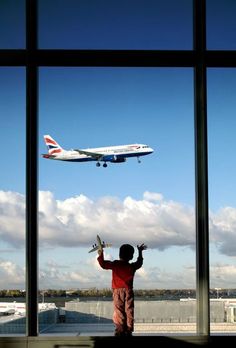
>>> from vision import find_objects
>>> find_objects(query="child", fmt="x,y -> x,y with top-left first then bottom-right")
97,243 -> 147,336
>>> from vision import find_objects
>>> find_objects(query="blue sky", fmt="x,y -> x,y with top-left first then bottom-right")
1,1 -> 236,291
38,0 -> 192,49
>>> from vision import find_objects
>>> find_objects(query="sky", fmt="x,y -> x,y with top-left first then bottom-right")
1,1 -> 236,291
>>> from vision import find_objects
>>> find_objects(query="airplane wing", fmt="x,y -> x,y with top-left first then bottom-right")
88,242 -> 112,253
88,245 -> 100,253
74,149 -> 104,160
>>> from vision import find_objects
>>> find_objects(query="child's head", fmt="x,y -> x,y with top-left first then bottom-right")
119,244 -> 134,261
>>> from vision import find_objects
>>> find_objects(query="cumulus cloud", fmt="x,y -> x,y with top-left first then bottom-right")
2,252 -> 236,289
2,190 -> 236,289
1,190 -> 236,257
143,191 -> 163,202
39,258 -> 100,289
210,263 -> 236,289
133,264 -> 196,289
38,190 -> 197,250
0,191 -> 25,247
209,207 -> 236,256
39,255 -> 196,290
0,259 -> 25,289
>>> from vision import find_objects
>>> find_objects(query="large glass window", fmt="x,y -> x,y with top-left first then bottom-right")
0,68 -> 26,335
208,69 -> 236,332
207,0 -> 236,50
38,0 -> 193,49
38,67 -> 196,335
1,0 -> 236,343
0,0 -> 25,49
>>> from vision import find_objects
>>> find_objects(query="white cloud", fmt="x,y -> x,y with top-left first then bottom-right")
143,191 -> 163,202
1,251 -> 236,290
0,259 -> 25,289
0,190 -> 25,247
38,191 -> 196,250
1,190 -> 236,258
209,207 -> 236,256
210,263 -> 236,288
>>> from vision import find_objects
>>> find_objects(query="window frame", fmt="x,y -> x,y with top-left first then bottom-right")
1,0 -> 236,338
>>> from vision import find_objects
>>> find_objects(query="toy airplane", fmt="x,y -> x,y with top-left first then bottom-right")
88,235 -> 112,253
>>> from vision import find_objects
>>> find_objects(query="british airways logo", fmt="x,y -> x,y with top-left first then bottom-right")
45,137 -> 57,145
129,145 -> 140,149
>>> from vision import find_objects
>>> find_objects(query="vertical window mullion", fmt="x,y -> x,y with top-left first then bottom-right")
26,0 -> 38,336
194,0 -> 210,336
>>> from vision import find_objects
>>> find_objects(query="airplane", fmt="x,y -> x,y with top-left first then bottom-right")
88,235 -> 112,253
0,303 -> 16,315
0,302 -> 56,316
41,135 -> 154,168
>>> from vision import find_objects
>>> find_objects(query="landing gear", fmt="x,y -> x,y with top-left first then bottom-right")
137,157 -> 141,163
96,162 -> 108,167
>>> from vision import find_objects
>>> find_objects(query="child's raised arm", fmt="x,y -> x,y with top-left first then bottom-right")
137,243 -> 147,252
137,244 -> 147,258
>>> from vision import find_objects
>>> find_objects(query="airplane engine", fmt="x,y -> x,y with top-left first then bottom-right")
102,155 -> 126,163
102,155 -> 115,162
111,157 -> 126,163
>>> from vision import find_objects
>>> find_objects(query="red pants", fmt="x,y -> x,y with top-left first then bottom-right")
112,288 -> 134,335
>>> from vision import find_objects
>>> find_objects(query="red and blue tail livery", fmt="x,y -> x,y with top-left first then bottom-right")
42,134 -> 154,168
44,135 -> 63,156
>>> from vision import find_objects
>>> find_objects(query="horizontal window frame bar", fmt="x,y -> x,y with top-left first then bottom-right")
1,49 -> 236,67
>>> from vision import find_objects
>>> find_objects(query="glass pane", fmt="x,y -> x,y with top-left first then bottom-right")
0,68 -> 26,335
208,69 -> 236,334
38,67 -> 195,336
0,0 -> 25,49
207,0 -> 236,50
38,0 -> 193,49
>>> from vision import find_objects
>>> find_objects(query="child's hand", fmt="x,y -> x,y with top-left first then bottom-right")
97,248 -> 103,256
137,243 -> 147,251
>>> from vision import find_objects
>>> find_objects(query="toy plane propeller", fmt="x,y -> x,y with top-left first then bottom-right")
88,235 -> 112,253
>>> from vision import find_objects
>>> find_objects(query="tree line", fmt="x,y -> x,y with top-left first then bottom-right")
1,288 -> 236,299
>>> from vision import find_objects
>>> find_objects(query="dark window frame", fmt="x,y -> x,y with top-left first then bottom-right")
1,0 -> 236,339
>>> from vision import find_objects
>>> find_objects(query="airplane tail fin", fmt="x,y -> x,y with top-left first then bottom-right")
44,135 -> 64,155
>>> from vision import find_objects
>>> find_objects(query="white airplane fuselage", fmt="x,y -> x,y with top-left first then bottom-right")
42,135 -> 154,167
52,145 -> 152,162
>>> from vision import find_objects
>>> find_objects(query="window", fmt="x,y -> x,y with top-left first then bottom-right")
38,67 -> 195,335
207,0 -> 236,50
208,69 -> 236,329
38,0 -> 192,49
1,0 -> 236,344
0,0 -> 25,49
0,68 -> 26,334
